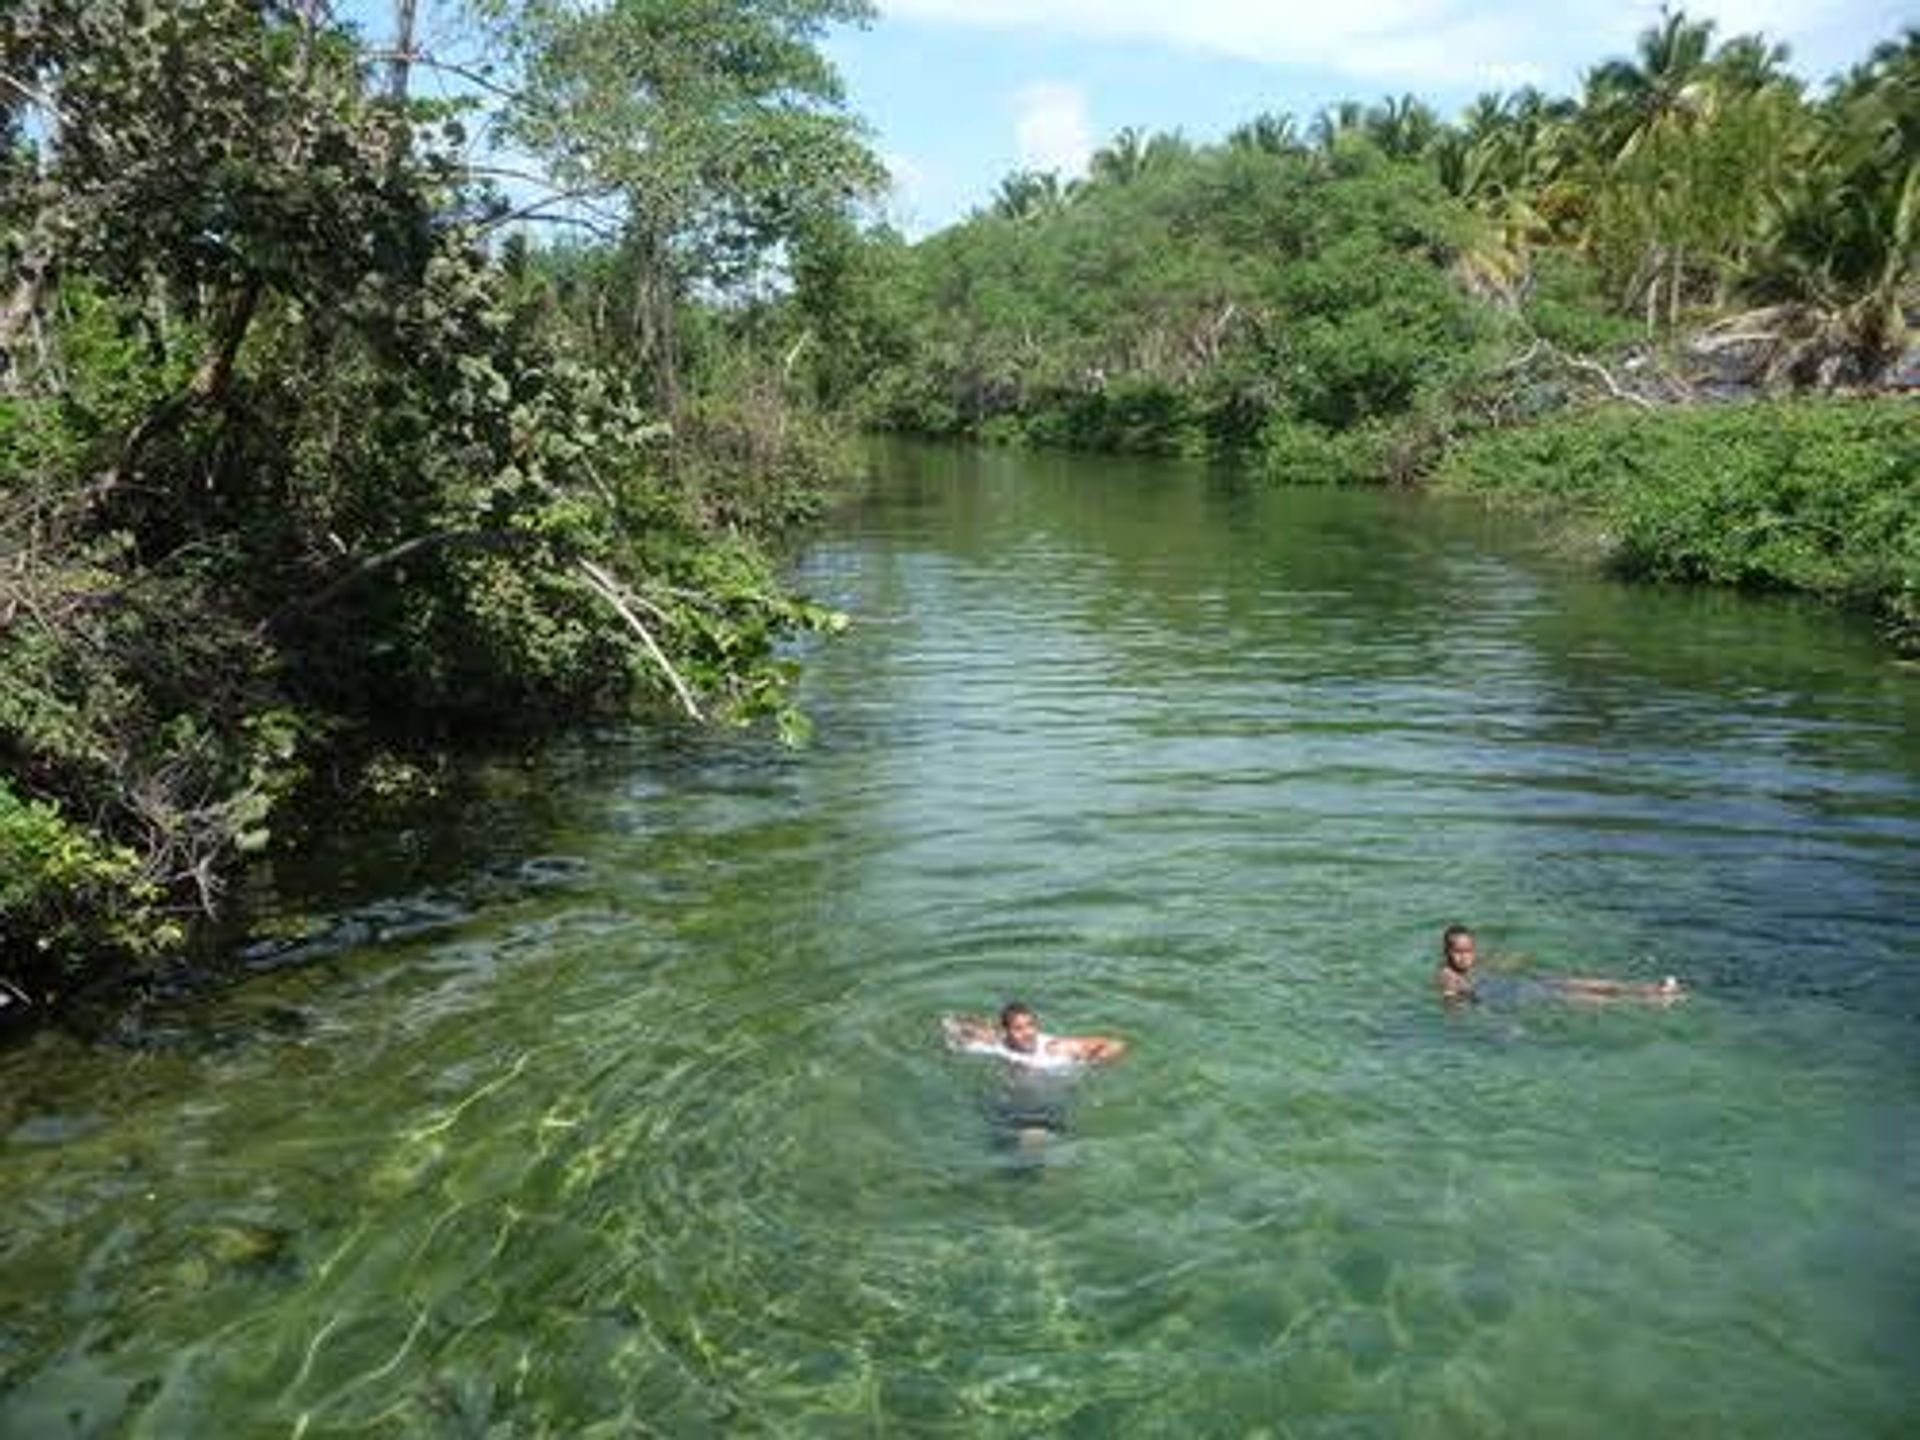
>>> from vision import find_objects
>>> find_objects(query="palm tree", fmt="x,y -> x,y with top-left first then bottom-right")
990,169 -> 1068,222
1583,6 -> 1718,165
1227,112 -> 1302,156
1309,100 -> 1365,155
1749,29 -> 1919,368
1089,126 -> 1149,186
1364,94 -> 1442,160
1579,8 -> 1742,328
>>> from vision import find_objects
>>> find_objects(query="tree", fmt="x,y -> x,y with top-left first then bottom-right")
1227,112 -> 1302,157
1750,29 -> 1920,367
0,1 -> 855,990
473,0 -> 884,412
990,169 -> 1070,222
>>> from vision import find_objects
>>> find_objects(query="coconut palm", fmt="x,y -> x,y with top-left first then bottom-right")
1089,126 -> 1149,186
990,169 -> 1068,222
1227,112 -> 1301,157
1364,94 -> 1442,160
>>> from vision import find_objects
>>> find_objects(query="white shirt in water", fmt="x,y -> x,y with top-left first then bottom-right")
955,1033 -> 1085,1072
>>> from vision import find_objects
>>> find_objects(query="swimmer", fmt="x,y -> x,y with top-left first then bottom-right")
943,1001 -> 1128,1067
1436,925 -> 1684,1008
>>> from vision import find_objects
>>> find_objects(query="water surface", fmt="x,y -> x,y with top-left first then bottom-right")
3,443 -> 1917,1436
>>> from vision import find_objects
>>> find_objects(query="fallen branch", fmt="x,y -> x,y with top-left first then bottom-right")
576,558 -> 704,723
262,527 -> 539,633
1508,337 -> 1658,411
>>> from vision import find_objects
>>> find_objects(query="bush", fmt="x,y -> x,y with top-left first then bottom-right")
0,779 -> 182,990
1258,419 -> 1392,485
1434,399 -> 1920,645
1522,251 -> 1644,355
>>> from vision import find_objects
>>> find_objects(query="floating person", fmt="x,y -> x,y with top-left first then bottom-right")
943,1002 -> 1127,1159
1436,925 -> 1685,1008
943,1002 -> 1128,1067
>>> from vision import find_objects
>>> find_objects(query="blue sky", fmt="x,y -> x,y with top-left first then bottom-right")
835,1 -> 1912,233
344,1 -> 1912,237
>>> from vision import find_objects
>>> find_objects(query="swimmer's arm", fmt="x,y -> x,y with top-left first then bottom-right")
942,1014 -> 998,1049
1050,1034 -> 1127,1064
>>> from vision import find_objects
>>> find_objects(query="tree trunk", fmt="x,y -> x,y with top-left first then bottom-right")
99,272 -> 263,493
388,0 -> 420,105
0,260 -> 53,394
627,226 -> 681,417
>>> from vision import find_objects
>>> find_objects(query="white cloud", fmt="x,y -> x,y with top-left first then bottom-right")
879,1 -> 1899,89
1013,82 -> 1094,176
876,150 -> 931,232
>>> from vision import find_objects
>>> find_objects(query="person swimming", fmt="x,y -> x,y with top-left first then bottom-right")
1436,925 -> 1685,1008
944,1002 -> 1127,1156
942,1002 -> 1128,1068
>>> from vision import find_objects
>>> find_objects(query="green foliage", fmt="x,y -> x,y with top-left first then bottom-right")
0,0 -> 873,995
1434,400 -> 1920,644
0,779 -> 181,978
1257,420 -> 1392,487
475,0 -> 883,404
844,140 -> 1488,470
1521,252 -> 1644,354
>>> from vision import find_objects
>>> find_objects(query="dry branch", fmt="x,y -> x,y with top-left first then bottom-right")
576,558 -> 704,722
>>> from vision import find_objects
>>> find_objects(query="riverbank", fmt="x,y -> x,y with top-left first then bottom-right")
1432,397 -> 1919,651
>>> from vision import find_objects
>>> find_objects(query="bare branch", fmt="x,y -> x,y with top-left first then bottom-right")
474,195 -> 626,241
263,527 -> 540,632
576,559 -> 704,722
1564,351 -> 1657,410
0,70 -> 70,130
371,51 -> 525,106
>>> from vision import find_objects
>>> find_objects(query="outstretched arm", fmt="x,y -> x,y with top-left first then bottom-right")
1050,1034 -> 1127,1064
942,1014 -> 999,1049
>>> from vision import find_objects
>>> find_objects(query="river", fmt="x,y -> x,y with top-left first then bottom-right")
3,442 -> 1917,1436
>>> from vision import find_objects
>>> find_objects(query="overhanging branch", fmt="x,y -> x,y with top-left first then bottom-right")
576,558 -> 704,722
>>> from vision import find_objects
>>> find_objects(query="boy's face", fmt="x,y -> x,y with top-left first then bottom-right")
1444,933 -> 1476,974
1002,1010 -> 1040,1052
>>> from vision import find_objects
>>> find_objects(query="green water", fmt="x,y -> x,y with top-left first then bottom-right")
4,444 -> 1918,1437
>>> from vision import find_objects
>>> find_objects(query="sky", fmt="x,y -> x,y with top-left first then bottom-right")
830,0 -> 1912,233
342,1 -> 1912,238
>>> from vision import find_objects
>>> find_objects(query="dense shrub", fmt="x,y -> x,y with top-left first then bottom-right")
1434,400 -> 1920,644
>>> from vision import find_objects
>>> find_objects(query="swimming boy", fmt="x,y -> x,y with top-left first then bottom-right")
943,1002 -> 1128,1066
1437,925 -> 1684,1007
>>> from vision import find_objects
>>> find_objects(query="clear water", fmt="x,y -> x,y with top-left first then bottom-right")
3,443 -> 1917,1437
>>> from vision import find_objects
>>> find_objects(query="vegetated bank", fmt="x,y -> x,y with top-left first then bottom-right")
813,14 -> 1917,643
0,0 -> 882,1014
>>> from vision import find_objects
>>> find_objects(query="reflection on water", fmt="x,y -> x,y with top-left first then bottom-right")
2,441 -> 1917,1436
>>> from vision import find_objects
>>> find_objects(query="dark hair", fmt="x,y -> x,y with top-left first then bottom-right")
1441,924 -> 1474,951
1000,1001 -> 1035,1028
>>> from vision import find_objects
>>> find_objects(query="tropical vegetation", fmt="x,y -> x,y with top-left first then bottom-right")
793,10 -> 1915,638
0,0 -> 877,999
2,3 -> 1915,1006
